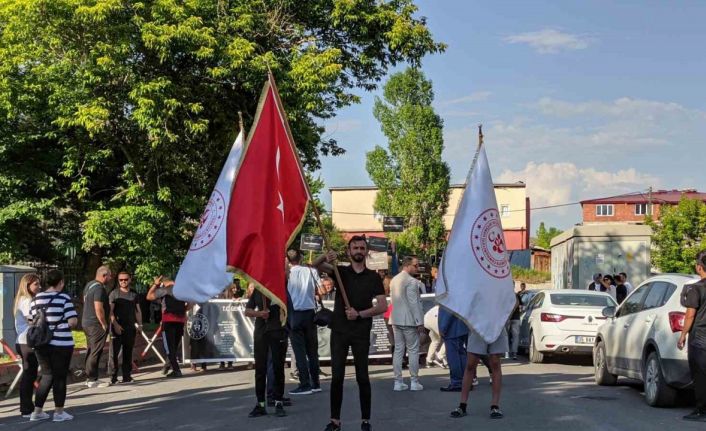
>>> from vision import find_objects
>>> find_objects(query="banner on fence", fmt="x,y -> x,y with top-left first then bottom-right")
183,296 -> 437,362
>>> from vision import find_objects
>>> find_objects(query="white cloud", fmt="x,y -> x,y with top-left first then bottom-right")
440,91 -> 492,106
504,28 -> 593,54
535,97 -> 706,120
324,119 -> 362,134
496,162 -> 662,221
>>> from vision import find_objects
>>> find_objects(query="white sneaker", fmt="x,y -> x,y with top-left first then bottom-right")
472,377 -> 479,386
86,380 -> 109,388
410,380 -> 424,391
393,381 -> 409,391
30,411 -> 50,421
53,411 -> 74,422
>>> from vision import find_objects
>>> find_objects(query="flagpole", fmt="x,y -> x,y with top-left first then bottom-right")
266,71 -> 352,310
439,124 -> 484,299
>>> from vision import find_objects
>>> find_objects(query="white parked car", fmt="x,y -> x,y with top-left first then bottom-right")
593,274 -> 698,406
518,290 -> 616,363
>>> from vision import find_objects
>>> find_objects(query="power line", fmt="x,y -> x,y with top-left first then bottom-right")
319,189 -> 649,217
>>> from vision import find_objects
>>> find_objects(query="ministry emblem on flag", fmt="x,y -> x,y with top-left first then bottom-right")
470,208 -> 510,279
191,189 -> 226,251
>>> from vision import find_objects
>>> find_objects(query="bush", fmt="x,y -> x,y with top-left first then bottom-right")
511,265 -> 550,284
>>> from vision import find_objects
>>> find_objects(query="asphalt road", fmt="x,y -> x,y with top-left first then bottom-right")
0,356 -> 701,430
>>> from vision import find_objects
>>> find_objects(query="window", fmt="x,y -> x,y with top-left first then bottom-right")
529,293 -> 544,310
642,282 -> 675,310
500,205 -> 510,217
617,284 -> 649,317
596,204 -> 614,216
550,294 -> 616,307
635,203 -> 652,216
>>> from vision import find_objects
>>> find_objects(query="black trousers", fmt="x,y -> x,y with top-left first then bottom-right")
109,327 -> 136,380
16,344 -> 38,415
163,322 -> 184,373
254,329 -> 287,403
289,309 -> 320,389
689,342 -> 706,412
330,330 -> 371,420
84,324 -> 107,381
35,345 -> 73,409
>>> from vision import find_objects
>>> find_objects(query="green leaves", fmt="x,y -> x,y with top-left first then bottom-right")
365,67 -> 450,256
0,0 -> 442,285
649,198 -> 706,273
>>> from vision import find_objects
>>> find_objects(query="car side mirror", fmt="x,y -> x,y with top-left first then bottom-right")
602,306 -> 616,318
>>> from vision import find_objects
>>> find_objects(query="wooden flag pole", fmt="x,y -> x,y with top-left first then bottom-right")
266,71 -> 352,309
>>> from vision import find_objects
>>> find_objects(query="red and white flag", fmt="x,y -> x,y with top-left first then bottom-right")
225,75 -> 309,319
435,141 -> 516,343
173,131 -> 244,302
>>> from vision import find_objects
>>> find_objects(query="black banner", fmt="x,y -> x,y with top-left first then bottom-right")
366,236 -> 389,252
382,216 -> 404,232
300,233 -> 324,252
184,296 -> 437,362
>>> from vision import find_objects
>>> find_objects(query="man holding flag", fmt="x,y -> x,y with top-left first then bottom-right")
435,127 -> 516,420
173,71 -> 311,416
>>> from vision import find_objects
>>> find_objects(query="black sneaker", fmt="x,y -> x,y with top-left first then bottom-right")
162,364 -> 171,375
361,421 -> 372,431
440,385 -> 462,392
248,404 -> 267,418
289,370 -> 299,382
121,377 -> 135,384
109,377 -> 118,385
324,422 -> 341,431
450,407 -> 467,418
490,406 -> 504,419
289,386 -> 313,395
166,370 -> 182,378
268,397 -> 292,407
684,409 -> 706,421
275,402 -> 286,417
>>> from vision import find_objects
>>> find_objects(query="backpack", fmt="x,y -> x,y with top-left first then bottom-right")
27,294 -> 60,349
680,280 -> 701,308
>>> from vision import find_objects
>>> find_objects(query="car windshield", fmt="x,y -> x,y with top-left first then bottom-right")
550,294 -> 616,307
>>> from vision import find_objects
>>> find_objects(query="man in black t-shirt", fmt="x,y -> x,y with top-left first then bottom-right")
108,271 -> 142,384
82,265 -> 112,387
318,236 -> 388,431
679,251 -> 706,422
245,288 -> 288,418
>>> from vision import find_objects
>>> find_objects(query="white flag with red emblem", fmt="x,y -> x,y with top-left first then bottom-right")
435,142 -> 516,343
173,131 -> 244,302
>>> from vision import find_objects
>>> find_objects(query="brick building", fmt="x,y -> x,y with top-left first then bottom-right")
581,189 -> 706,224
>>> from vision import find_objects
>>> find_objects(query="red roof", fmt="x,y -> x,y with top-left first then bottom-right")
581,189 -> 706,205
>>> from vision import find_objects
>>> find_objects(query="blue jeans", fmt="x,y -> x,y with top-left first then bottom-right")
444,335 -> 467,388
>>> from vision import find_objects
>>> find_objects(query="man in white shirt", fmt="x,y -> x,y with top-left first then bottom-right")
287,249 -> 323,395
390,256 -> 425,391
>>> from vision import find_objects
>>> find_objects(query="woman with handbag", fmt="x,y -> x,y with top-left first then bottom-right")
28,269 -> 78,422
13,273 -> 42,418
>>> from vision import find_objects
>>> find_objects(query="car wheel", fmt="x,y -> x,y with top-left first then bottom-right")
529,332 -> 544,364
594,340 -> 617,386
644,351 -> 677,407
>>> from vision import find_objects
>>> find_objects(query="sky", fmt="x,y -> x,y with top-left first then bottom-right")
315,0 -> 706,232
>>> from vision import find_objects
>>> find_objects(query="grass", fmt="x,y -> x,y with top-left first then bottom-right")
511,265 -> 551,284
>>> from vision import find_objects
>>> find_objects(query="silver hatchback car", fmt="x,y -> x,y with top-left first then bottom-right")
593,274 -> 699,407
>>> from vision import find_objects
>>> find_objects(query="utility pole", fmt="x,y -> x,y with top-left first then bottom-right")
648,186 -> 653,216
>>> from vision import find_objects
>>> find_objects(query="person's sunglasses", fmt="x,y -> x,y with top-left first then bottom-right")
118,279 -> 129,282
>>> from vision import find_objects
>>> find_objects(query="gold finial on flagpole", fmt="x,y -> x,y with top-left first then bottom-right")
478,123 -> 483,147
237,111 -> 244,134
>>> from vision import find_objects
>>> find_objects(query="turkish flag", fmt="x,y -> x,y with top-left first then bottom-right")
226,76 -> 309,321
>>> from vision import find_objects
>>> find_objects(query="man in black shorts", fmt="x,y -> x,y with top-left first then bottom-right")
318,236 -> 388,431
679,251 -> 706,422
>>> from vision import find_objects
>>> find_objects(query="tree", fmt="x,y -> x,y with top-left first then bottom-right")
0,0 -> 444,284
535,222 -> 563,249
648,198 -> 706,273
365,67 -> 450,255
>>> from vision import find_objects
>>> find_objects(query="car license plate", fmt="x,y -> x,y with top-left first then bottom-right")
576,336 -> 595,344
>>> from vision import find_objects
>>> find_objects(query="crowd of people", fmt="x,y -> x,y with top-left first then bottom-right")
10,241 -> 706,427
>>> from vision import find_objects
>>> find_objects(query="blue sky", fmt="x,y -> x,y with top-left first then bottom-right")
315,0 -> 706,232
